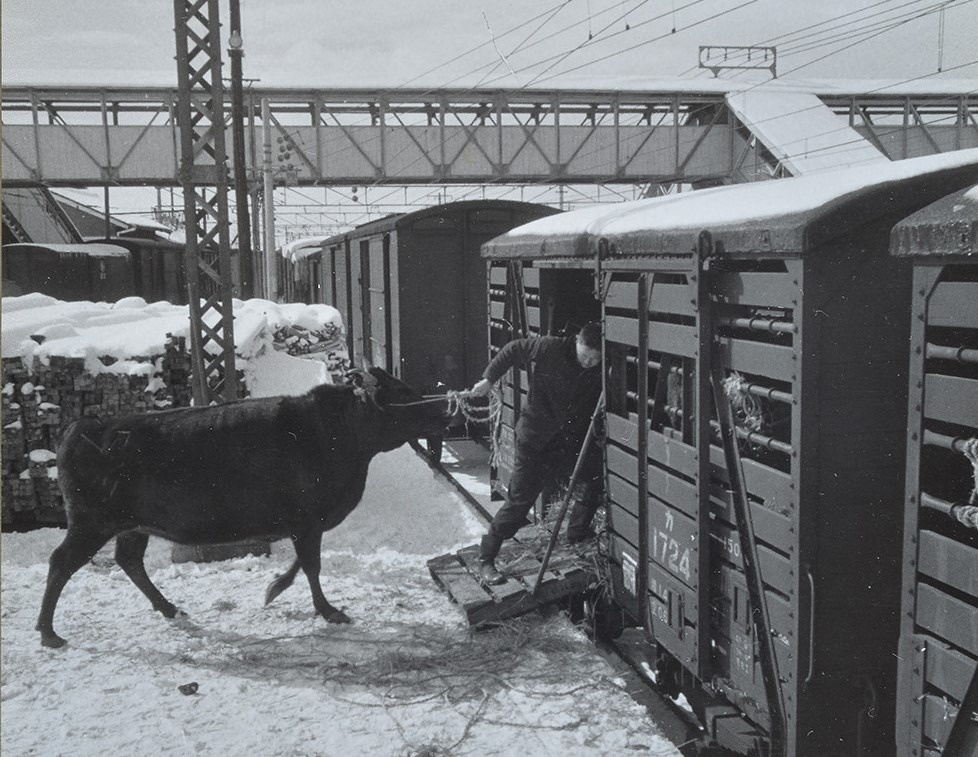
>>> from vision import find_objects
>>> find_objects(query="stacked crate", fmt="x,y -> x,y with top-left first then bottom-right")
893,186 -> 978,757
0,332 -> 210,527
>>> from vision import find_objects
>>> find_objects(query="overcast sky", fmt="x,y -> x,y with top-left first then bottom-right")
3,0 -> 976,239
3,0 -> 977,89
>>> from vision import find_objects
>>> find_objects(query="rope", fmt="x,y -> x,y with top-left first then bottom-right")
963,437 -> 978,505
721,371 -> 764,432
954,437 -> 978,529
386,390 -> 502,428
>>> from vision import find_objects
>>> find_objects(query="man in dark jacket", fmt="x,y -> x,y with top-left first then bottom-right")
469,322 -> 603,585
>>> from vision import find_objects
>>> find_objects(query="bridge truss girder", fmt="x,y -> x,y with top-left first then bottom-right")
6,87 -> 973,189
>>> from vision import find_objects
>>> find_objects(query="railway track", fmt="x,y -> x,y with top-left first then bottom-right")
410,438 -> 711,756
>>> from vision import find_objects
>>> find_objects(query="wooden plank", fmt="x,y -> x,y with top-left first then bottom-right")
490,265 -> 508,285
649,430 -> 697,479
918,530 -> 978,599
490,301 -> 506,319
523,267 -> 539,287
917,634 -> 978,702
649,321 -> 696,359
607,413 -> 640,453
608,470 -> 639,517
709,520 -> 794,597
430,548 -> 538,625
916,583 -> 978,656
709,444 -> 794,512
609,501 -> 640,549
605,280 -> 638,310
928,281 -> 978,328
648,463 -> 698,519
607,441 -> 640,485
718,337 -> 796,381
708,488 -> 795,556
606,314 -> 640,345
712,271 -> 798,309
924,373 -> 978,428
649,281 -> 694,317
921,693 -> 963,747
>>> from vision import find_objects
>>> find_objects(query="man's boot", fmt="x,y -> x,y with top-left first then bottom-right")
478,533 -> 506,586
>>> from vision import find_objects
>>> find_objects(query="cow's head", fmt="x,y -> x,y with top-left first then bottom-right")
345,367 -> 453,451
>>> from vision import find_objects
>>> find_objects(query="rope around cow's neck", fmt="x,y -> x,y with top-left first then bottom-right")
387,389 -> 501,426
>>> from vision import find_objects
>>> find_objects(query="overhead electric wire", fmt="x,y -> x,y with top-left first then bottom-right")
395,0 -> 575,88
273,0 -> 975,234
515,0 -> 761,88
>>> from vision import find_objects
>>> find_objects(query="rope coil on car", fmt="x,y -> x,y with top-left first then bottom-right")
951,437 -> 978,529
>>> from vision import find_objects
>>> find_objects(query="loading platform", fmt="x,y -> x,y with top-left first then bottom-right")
428,525 -> 599,626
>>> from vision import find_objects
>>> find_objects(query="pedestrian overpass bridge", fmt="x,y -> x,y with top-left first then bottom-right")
3,82 -> 976,189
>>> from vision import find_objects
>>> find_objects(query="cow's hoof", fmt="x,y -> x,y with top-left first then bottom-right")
40,632 -> 67,649
157,603 -> 180,619
326,609 -> 351,624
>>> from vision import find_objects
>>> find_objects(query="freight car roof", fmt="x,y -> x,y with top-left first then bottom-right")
483,148 -> 978,259
890,184 -> 978,258
318,200 -> 559,247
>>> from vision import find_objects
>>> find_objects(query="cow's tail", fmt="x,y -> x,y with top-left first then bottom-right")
265,559 -> 301,606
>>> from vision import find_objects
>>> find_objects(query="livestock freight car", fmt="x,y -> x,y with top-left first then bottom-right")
315,200 -> 560,398
892,186 -> 978,757
482,148 -> 978,757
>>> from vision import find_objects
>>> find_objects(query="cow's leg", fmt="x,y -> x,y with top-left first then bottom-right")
114,531 -> 179,618
36,525 -> 114,648
292,532 -> 350,624
265,558 -> 302,606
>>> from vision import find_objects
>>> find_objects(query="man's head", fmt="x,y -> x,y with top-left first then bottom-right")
575,322 -> 601,369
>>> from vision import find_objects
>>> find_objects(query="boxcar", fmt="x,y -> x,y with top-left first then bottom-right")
315,200 -> 560,397
892,185 -> 978,757
2,242 -> 133,302
85,236 -> 187,304
482,149 -> 978,756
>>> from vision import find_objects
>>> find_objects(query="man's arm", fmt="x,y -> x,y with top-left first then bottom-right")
469,338 -> 542,396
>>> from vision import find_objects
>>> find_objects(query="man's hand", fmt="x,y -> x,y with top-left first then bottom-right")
469,378 -> 492,398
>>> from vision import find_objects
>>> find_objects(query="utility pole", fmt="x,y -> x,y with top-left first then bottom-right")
262,97 -> 278,300
227,0 -> 253,299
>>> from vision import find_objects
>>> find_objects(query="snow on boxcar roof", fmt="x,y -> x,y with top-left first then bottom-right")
4,242 -> 131,258
280,236 -> 332,261
483,148 -> 978,259
890,184 -> 978,258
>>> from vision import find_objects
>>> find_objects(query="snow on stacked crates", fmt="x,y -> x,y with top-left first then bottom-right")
1,336 -> 195,527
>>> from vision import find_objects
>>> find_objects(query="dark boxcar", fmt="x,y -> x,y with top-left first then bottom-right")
316,200 -> 560,396
483,149 -> 978,756
892,186 -> 978,757
2,242 -> 133,302
85,236 -> 187,304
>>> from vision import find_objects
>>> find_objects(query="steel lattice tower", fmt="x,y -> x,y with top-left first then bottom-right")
173,0 -> 238,404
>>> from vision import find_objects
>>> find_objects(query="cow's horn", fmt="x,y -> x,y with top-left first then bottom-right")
345,368 -> 378,404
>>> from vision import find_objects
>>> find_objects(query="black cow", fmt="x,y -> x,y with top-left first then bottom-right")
37,368 -> 451,648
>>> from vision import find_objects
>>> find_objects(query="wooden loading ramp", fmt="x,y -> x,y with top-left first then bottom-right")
428,527 -> 597,626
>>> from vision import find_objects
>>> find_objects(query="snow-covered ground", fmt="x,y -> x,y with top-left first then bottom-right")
1,445 -> 682,756
1,294 -> 683,756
